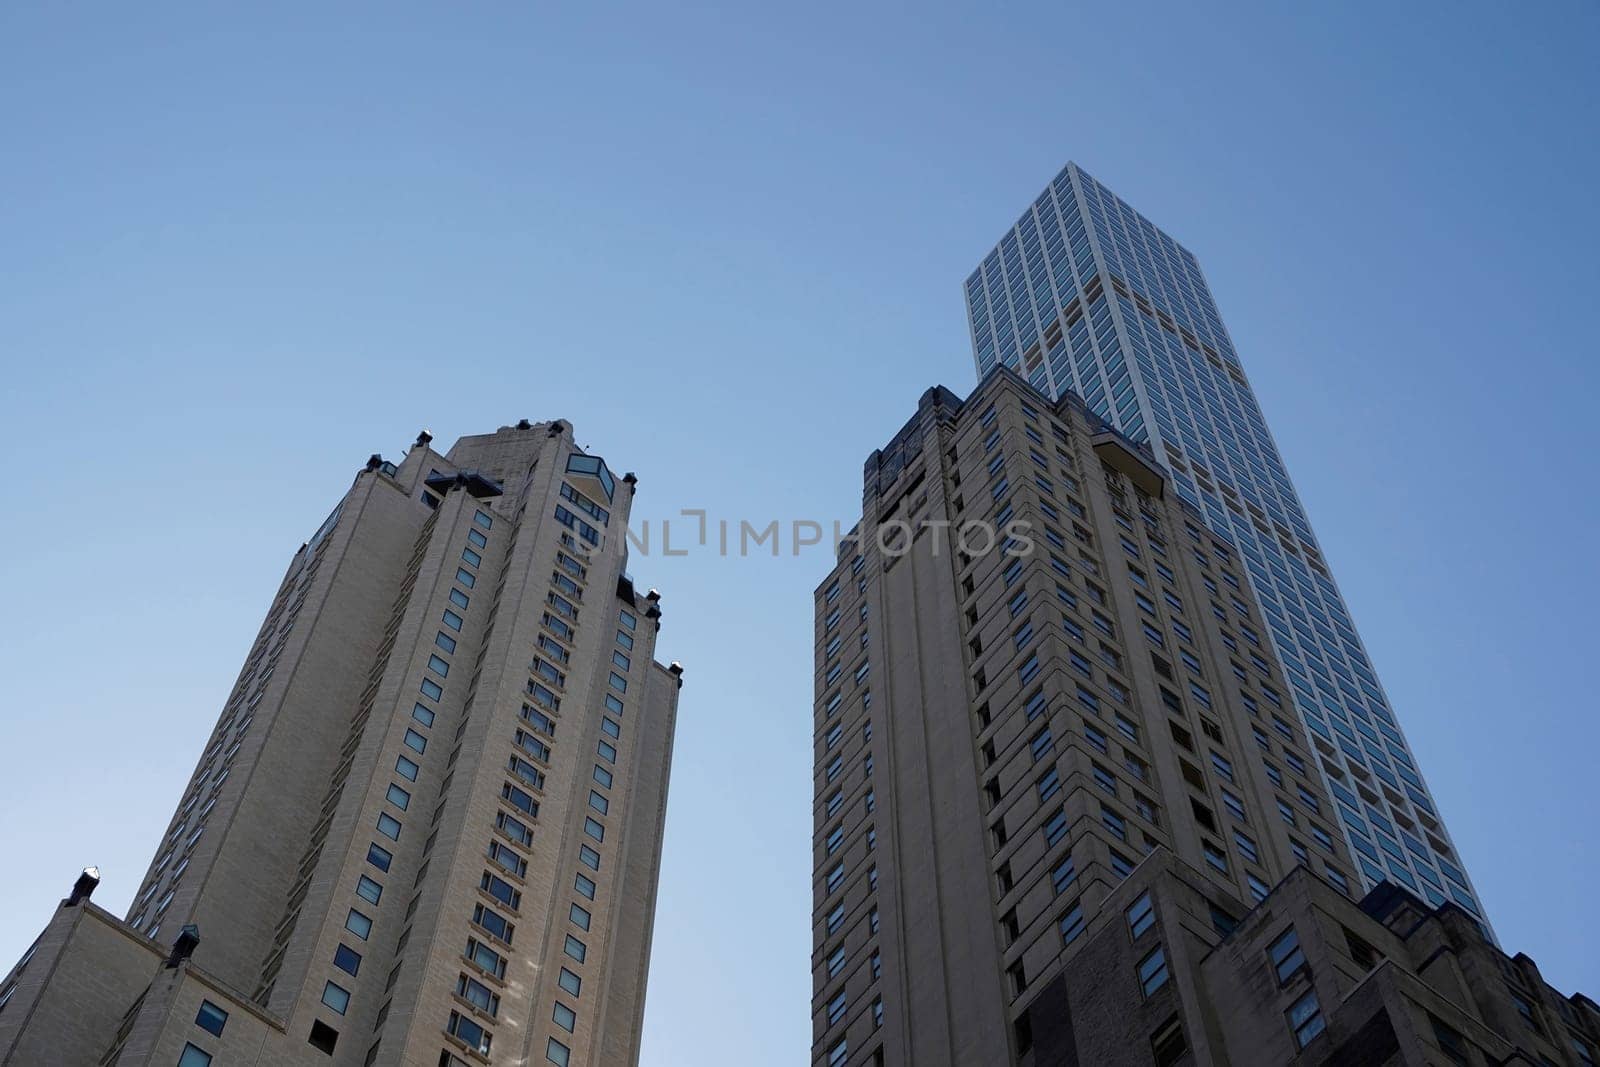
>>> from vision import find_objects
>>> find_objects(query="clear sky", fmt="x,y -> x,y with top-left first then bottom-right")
2,2 -> 1596,1061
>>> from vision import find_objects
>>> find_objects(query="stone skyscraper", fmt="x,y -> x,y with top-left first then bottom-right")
0,420 -> 680,1067
964,163 -> 1484,921
809,371 -> 1596,1066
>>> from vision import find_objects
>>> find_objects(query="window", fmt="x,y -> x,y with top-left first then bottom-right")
1151,1014 -> 1187,1067
345,909 -> 372,940
472,904 -> 513,943
356,876 -> 382,904
553,1002 -> 576,1032
584,817 -> 605,842
1043,808 -> 1068,847
457,974 -> 499,1015
385,783 -> 410,811
1269,928 -> 1306,984
195,1000 -> 228,1037
334,944 -> 361,976
559,968 -> 582,997
376,813 -> 401,841
1051,856 -> 1077,895
404,729 -> 427,754
412,703 -> 435,728
480,871 -> 520,910
1126,891 -> 1155,937
579,845 -> 601,871
1059,900 -> 1086,943
570,903 -> 591,931
447,1011 -> 491,1055
395,755 -> 419,782
546,1038 -> 570,1066
1430,1014 -> 1470,1065
321,980 -> 351,1015
1287,989 -> 1325,1048
564,934 -> 587,963
575,873 -> 596,900
1037,768 -> 1061,803
1102,807 -> 1127,841
827,1038 -> 848,1067
1138,946 -> 1170,996
179,1045 -> 213,1067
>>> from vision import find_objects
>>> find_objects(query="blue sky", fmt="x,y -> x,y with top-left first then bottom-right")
2,2 -> 1596,1061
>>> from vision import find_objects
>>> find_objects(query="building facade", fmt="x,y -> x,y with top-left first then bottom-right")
963,163 -> 1485,922
0,420 -> 681,1067
809,371 -> 1594,1067
811,370 -> 1360,1065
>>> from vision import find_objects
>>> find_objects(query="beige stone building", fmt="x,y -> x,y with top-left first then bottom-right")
0,421 -> 681,1067
809,369 -> 1597,1065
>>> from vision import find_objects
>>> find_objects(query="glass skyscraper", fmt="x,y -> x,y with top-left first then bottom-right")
963,161 -> 1485,923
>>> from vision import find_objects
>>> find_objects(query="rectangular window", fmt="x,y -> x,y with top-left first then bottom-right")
1127,891 -> 1154,937
481,871 -> 521,910
195,1000 -> 228,1037
1288,989 -> 1325,1048
448,1012 -> 491,1056
559,968 -> 582,997
1138,946 -> 1169,996
1043,808 -> 1068,847
321,980 -> 351,1015
345,908 -> 372,940
1269,928 -> 1306,984
472,904 -> 513,943
356,875 -> 383,904
334,943 -> 361,976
